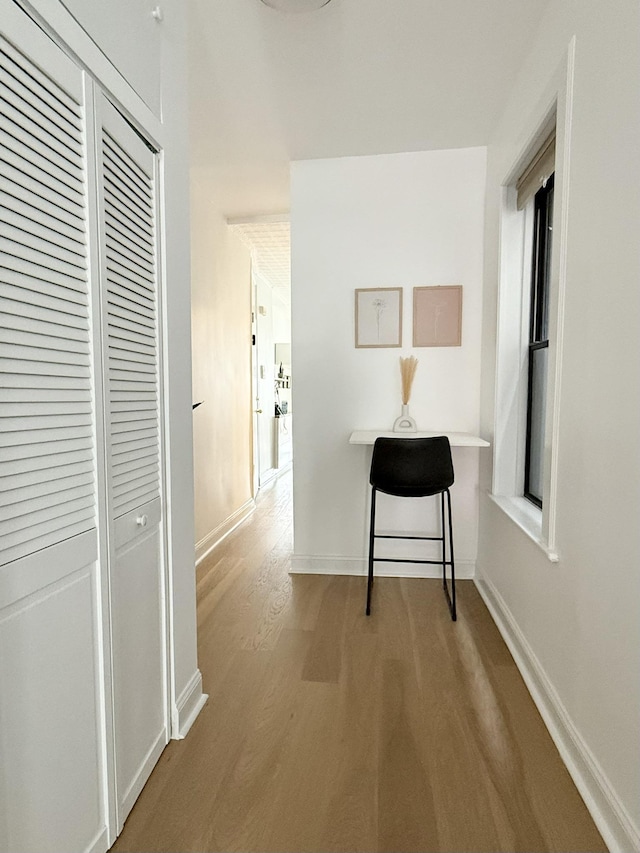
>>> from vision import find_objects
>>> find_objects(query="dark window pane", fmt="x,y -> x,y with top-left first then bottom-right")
540,184 -> 554,340
526,345 -> 548,504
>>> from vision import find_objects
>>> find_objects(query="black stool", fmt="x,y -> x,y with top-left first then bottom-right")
366,436 -> 456,620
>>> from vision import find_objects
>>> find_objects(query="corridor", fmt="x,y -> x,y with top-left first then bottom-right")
112,472 -> 605,852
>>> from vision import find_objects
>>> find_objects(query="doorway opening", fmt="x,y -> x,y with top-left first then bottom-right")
228,215 -> 292,494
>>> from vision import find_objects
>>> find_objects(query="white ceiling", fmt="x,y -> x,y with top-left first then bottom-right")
188,0 -> 549,296
188,0 -> 549,219
228,217 -> 291,307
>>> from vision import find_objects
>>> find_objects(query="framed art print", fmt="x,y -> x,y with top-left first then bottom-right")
413,285 -> 462,347
355,287 -> 402,348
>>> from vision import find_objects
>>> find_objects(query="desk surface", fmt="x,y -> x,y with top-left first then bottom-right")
349,430 -> 490,447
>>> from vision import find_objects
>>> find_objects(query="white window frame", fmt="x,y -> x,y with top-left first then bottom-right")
490,39 -> 576,563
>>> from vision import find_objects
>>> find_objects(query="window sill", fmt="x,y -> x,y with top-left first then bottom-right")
488,493 -> 559,563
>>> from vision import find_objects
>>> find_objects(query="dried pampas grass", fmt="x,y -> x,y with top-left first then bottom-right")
399,356 -> 418,405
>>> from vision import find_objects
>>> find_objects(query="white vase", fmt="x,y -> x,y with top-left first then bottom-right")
393,403 -> 417,433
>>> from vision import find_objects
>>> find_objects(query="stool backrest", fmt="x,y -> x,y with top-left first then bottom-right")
370,436 -> 454,498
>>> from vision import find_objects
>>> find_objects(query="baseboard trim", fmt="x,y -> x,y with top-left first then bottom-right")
119,728 -> 167,829
475,574 -> 640,853
290,555 -> 475,579
195,499 -> 256,566
85,826 -> 109,853
173,668 -> 208,740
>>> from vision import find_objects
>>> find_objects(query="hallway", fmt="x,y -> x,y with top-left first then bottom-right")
112,472 -> 605,852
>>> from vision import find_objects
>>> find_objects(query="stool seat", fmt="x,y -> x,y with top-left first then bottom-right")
366,436 -> 456,620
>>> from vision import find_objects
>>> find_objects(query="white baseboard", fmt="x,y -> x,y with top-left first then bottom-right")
195,498 -> 256,566
290,555 -> 475,579
173,668 -> 208,740
475,574 -> 640,853
119,728 -> 167,829
85,826 -> 109,853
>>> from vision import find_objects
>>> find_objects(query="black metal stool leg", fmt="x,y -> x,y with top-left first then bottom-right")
444,488 -> 456,621
440,491 -> 446,591
366,487 -> 376,615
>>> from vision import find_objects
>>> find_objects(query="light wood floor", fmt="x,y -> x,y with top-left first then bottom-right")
112,471 -> 606,853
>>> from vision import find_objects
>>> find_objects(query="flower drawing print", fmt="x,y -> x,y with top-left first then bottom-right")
371,297 -> 387,342
355,288 -> 402,348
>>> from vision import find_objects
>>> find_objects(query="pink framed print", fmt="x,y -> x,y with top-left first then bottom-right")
413,285 -> 462,347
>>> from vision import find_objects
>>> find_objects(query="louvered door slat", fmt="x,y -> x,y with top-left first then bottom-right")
1,221 -> 86,268
0,80 -> 82,161
108,293 -> 155,323
0,181 -> 84,236
0,423 -> 91,446
105,241 -> 154,285
111,441 -> 157,465
0,314 -> 88,345
107,277 -> 154,310
110,398 -> 156,416
0,38 -> 81,123
1,235 -> 87,278
0,280 -> 86,313
104,138 -> 152,196
111,426 -> 157,447
0,357 -> 89,378
102,188 -> 154,248
112,468 -> 158,495
2,448 -> 92,481
0,31 -> 95,569
0,160 -> 83,220
105,227 -> 154,272
103,178 -> 153,230
1,262 -> 87,298
3,508 -> 95,556
0,124 -> 84,193
103,164 -> 153,221
3,482 -> 94,521
0,188 -> 86,246
101,109 -> 160,522
103,142 -> 151,199
3,454 -> 92,486
0,433 -> 93,459
0,471 -> 93,508
1,293 -> 88,327
1,338 -> 87,366
104,203 -> 153,248
106,257 -> 154,291
2,413 -> 92,432
0,119 -> 83,189
1,246 -> 87,292
105,265 -> 154,299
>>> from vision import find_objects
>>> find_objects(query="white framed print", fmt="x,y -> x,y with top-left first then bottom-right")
355,287 -> 403,348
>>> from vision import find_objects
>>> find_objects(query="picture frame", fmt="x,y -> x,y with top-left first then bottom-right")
355,287 -> 403,348
413,285 -> 463,347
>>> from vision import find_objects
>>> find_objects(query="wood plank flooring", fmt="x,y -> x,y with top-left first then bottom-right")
111,472 -> 606,852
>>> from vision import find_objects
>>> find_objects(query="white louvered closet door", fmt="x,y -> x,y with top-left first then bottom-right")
97,95 -> 167,826
0,10 -> 108,852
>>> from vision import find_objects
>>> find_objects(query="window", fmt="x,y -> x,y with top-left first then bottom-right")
491,118 -> 563,559
524,175 -> 554,507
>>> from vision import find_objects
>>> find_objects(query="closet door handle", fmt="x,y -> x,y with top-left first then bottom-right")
136,514 -> 148,528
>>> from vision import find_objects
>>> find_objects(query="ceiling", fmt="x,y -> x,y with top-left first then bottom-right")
188,0 -> 549,298
188,0 -> 549,219
228,217 -> 291,307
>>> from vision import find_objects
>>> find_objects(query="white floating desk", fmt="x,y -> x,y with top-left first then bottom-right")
349,430 -> 490,447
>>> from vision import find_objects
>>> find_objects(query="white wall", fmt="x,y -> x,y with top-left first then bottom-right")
190,178 -> 254,559
272,296 -> 291,349
255,272 -> 276,476
477,2 -> 640,850
291,148 -> 486,575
